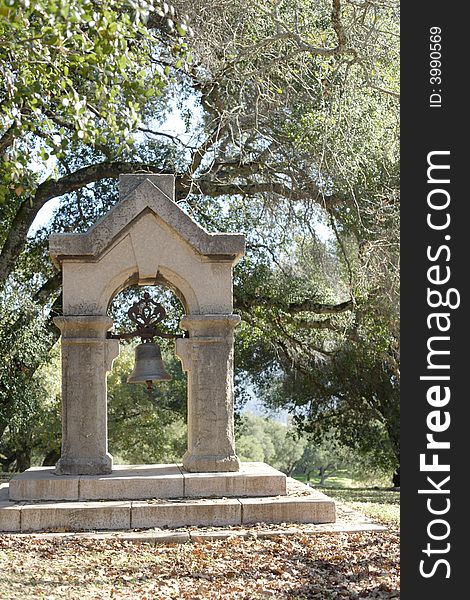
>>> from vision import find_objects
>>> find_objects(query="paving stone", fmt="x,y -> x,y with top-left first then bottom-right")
152,531 -> 191,545
9,467 -> 79,501
240,495 -> 336,525
131,499 -> 242,529
189,529 -> 249,542
183,462 -> 286,497
21,501 -> 131,532
79,464 -> 184,500
9,463 -> 289,502
1,477 -> 337,533
0,501 -> 21,532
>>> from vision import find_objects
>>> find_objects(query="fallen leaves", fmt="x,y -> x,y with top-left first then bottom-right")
0,530 -> 399,599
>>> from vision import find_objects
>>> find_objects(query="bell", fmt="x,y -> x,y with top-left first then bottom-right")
127,342 -> 172,390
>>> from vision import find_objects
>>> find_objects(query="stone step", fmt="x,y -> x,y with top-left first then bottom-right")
8,462 -> 287,502
0,487 -> 336,533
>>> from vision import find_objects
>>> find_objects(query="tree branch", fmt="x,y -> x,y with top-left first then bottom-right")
257,0 -> 353,58
284,315 -> 340,331
33,272 -> 61,304
0,162 -> 168,286
0,122 -> 17,154
137,127 -> 196,147
177,124 -> 227,198
0,153 -> 342,286
236,294 -> 354,315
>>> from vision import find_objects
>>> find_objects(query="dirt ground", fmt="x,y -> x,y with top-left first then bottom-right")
0,527 -> 399,599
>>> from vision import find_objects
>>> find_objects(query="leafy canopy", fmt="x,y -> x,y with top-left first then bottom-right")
0,0 -> 190,200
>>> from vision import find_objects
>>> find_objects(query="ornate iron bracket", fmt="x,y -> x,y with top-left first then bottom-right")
107,292 -> 185,343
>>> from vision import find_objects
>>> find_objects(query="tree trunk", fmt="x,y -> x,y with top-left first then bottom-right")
0,450 -> 17,472
287,464 -> 297,477
392,466 -> 400,488
42,448 -> 61,466
15,447 -> 31,472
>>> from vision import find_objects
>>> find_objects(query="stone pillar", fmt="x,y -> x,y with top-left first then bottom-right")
176,315 -> 241,473
53,316 -> 119,475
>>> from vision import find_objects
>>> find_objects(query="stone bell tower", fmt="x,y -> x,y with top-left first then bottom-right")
4,175 -> 335,533
49,174 -> 245,475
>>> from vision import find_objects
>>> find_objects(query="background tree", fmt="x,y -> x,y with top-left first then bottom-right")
1,0 -> 399,479
0,337 -> 60,471
235,232 -> 400,484
295,431 -> 352,486
0,285 -> 56,456
236,413 -> 306,476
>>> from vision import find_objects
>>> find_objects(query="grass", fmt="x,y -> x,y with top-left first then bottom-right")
294,469 -> 393,488
293,470 -> 400,526
323,486 -> 400,526
295,472 -> 357,488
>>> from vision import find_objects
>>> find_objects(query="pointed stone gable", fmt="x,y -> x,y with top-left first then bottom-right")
50,174 -> 245,316
49,175 -> 245,265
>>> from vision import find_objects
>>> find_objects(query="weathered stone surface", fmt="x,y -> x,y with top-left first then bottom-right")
50,176 -> 245,316
119,174 -> 175,203
131,499 -> 242,529
8,463 -> 286,502
1,474 -> 336,532
183,462 -> 286,497
50,175 -> 245,264
240,494 -> 336,525
79,464 -> 184,500
177,315 -> 241,473
9,467 -> 79,501
0,501 -> 21,532
21,501 -> 131,532
54,316 -> 117,476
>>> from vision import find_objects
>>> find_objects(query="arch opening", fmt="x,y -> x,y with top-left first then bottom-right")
106,283 -> 188,466
99,261 -> 199,319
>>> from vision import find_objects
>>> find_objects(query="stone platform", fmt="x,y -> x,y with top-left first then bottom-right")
8,462 -> 286,502
0,477 -> 336,533
0,467 -> 336,533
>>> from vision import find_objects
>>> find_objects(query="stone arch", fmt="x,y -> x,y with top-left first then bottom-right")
100,264 -> 199,317
50,175 -> 245,475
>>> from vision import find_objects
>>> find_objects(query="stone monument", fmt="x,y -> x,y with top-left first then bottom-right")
1,175 -> 336,533
49,174 -> 244,476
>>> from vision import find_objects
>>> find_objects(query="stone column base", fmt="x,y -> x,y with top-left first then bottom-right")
53,316 -> 118,476
182,452 -> 240,473
55,453 -> 113,476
